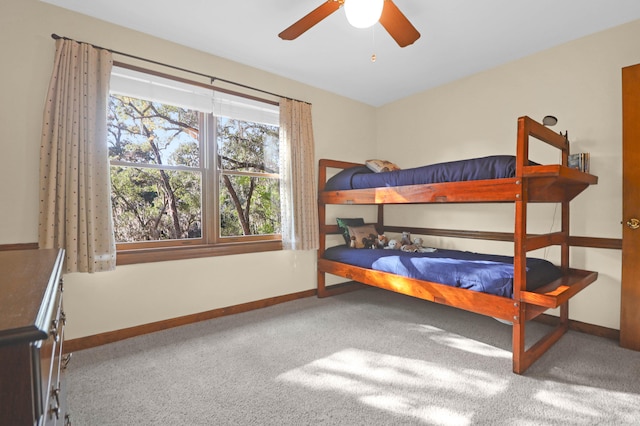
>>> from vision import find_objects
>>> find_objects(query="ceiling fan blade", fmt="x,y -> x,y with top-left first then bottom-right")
279,1 -> 342,41
379,0 -> 420,47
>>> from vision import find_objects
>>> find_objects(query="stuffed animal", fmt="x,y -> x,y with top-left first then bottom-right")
349,236 -> 357,248
419,246 -> 438,253
362,233 -> 378,249
385,239 -> 399,250
376,234 -> 389,249
400,231 -> 412,246
410,237 -> 438,253
401,243 -> 419,252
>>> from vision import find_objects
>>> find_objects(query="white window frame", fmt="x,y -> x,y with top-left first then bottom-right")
108,65 -> 282,264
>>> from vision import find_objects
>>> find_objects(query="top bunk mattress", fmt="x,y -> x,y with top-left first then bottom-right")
325,155 -> 518,191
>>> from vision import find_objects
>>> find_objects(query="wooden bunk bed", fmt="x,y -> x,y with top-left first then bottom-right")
316,116 -> 598,374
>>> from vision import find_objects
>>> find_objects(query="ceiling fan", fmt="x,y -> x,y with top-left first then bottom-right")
278,0 -> 420,48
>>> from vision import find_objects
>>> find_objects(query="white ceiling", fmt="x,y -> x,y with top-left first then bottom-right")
43,0 -> 640,106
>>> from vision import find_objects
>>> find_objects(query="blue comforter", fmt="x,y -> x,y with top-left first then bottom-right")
323,246 -> 561,298
325,155 -> 518,191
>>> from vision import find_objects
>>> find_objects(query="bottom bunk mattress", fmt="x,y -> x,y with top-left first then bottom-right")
322,246 -> 563,298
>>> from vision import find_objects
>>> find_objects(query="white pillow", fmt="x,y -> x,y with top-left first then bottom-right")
365,159 -> 401,173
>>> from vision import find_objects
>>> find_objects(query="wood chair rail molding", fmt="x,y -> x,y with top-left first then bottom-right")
0,243 -> 39,251
381,227 -> 621,250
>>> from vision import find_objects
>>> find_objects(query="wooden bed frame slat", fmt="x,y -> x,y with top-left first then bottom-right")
320,178 -> 521,204
318,258 -> 519,322
316,116 -> 599,374
320,169 -> 597,205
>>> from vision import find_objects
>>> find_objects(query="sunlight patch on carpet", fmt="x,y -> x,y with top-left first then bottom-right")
408,323 -> 511,359
277,348 -> 509,424
532,382 -> 640,423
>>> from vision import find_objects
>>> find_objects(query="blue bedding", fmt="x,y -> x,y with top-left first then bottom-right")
323,246 -> 562,298
325,155 -> 518,191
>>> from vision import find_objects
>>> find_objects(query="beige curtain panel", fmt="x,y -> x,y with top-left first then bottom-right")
39,38 -> 116,273
279,98 -> 319,251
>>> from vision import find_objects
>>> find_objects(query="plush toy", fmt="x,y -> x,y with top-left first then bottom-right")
362,233 -> 378,249
400,231 -> 412,246
349,236 -> 357,248
410,237 -> 438,253
385,239 -> 399,250
401,243 -> 419,252
376,234 -> 389,249
419,246 -> 438,253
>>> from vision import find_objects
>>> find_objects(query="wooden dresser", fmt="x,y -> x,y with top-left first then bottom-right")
0,249 -> 69,425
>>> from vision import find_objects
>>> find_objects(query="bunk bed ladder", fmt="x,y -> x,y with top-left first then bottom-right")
512,117 -> 572,374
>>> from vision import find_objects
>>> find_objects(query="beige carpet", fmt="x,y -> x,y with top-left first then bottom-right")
67,287 -> 640,425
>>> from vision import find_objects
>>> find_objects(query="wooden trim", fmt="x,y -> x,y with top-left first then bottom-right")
534,313 -> 620,341
385,226 -> 514,242
64,287 -> 317,353
0,243 -> 39,251
383,226 -> 622,250
63,280 -> 619,357
116,240 -> 283,265
569,236 -> 622,250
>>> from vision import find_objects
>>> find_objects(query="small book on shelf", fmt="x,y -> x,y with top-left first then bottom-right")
568,152 -> 590,173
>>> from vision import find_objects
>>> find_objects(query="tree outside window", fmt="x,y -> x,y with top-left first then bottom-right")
107,67 -> 281,251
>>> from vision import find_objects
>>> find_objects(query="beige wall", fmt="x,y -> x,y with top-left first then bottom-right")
376,19 -> 640,329
1,0 -> 376,339
1,0 -> 637,338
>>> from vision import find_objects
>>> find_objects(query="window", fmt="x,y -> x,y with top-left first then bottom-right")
108,66 -> 281,261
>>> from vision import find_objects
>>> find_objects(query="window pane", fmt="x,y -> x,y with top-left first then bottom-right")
111,166 -> 202,242
217,117 -> 279,174
219,174 -> 280,237
108,95 -> 200,167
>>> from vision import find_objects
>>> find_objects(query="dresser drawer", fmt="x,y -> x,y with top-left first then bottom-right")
0,249 -> 67,426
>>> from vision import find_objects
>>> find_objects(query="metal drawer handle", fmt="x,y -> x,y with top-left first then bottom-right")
626,218 -> 640,230
50,319 -> 59,343
62,353 -> 73,370
49,386 -> 60,420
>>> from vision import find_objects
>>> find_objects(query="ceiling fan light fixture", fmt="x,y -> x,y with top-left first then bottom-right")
344,0 -> 384,29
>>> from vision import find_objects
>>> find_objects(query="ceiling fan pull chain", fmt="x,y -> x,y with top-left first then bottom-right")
371,26 -> 377,63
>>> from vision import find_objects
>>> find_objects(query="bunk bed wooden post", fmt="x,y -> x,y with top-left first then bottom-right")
377,205 -> 384,234
513,116 -> 530,373
559,132 -> 572,332
317,160 -> 328,297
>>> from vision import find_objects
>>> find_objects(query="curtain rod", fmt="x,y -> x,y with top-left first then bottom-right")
50,33 -> 310,105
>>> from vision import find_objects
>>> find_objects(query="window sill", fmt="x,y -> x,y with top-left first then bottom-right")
116,240 -> 283,266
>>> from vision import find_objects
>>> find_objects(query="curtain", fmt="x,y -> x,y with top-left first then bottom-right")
39,38 -> 116,273
279,98 -> 319,250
